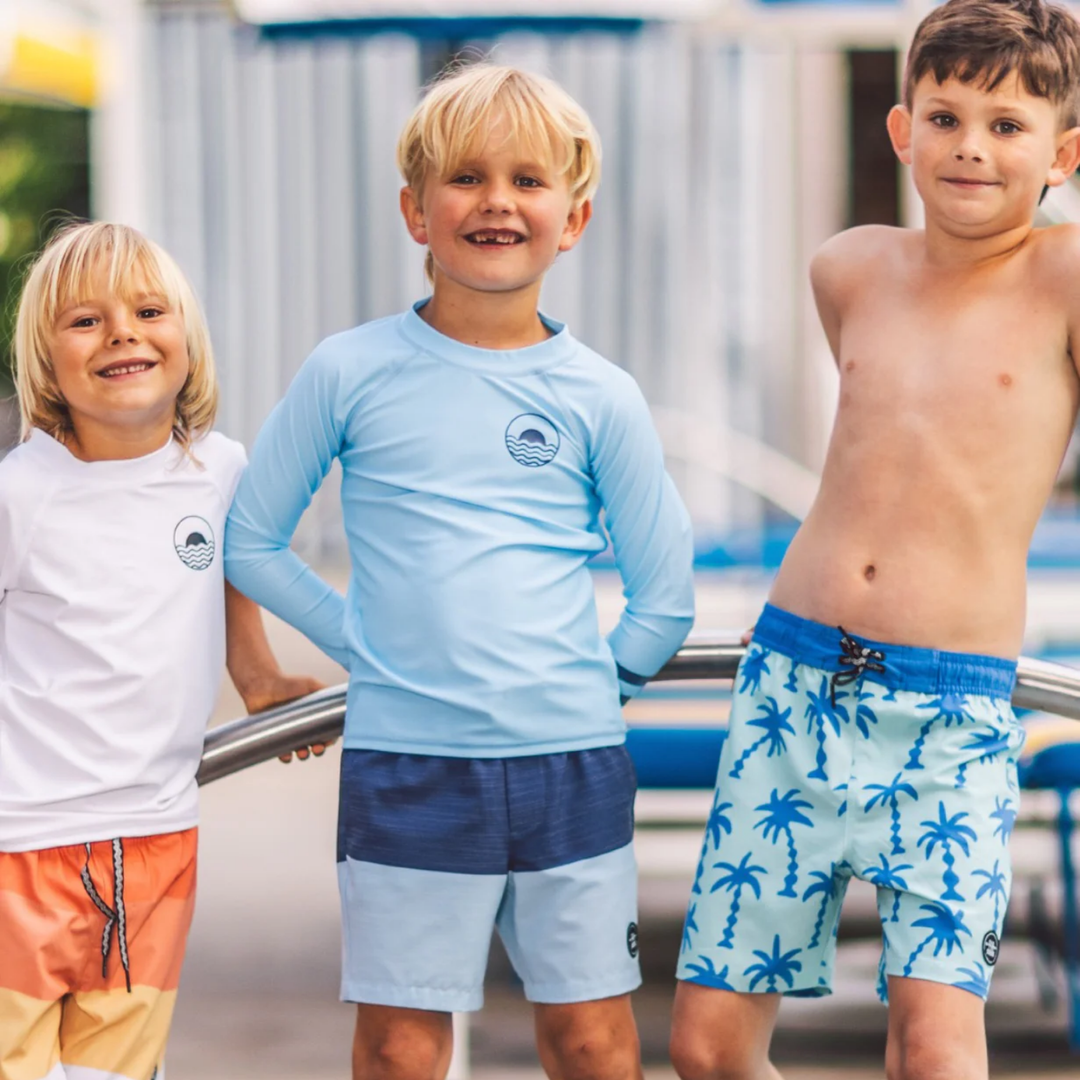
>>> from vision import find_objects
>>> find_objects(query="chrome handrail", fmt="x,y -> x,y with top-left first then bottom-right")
196,641 -> 1080,785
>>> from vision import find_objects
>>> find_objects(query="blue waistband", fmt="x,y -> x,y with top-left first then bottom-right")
753,603 -> 1017,700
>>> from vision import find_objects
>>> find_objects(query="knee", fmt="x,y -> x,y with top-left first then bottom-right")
541,1024 -> 641,1080
887,1038 -> 985,1080
353,1022 -> 450,1080
669,1028 -> 758,1080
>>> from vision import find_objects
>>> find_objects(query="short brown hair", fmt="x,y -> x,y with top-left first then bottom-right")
904,0 -> 1080,127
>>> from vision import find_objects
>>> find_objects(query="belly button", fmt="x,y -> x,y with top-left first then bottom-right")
864,565 -> 876,581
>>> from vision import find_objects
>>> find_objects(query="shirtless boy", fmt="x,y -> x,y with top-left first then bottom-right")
670,0 -> 1080,1077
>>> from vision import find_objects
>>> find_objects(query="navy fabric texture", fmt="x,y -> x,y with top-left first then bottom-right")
337,746 -> 636,874
754,603 -> 1017,699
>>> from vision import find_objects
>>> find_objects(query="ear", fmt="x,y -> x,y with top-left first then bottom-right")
1047,126 -> 1080,188
558,199 -> 593,254
399,187 -> 428,246
886,104 -> 913,165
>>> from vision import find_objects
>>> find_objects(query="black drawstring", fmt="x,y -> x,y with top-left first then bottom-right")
80,838 -> 132,993
830,627 -> 886,707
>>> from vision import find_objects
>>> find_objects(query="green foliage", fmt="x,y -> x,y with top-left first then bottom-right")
0,101 -> 90,392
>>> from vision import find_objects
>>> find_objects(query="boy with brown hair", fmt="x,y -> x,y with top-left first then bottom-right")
670,0 -> 1080,1077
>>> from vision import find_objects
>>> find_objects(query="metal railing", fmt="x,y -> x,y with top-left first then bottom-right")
197,640 -> 1080,784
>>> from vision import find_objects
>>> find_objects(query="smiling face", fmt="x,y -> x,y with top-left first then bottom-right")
888,72 -> 1080,237
400,116 -> 591,299
46,273 -> 191,456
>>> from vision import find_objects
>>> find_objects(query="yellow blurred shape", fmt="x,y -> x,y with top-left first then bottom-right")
3,29 -> 97,108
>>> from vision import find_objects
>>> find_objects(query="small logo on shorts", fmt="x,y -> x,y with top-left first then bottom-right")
627,922 -> 639,959
982,931 -> 1000,966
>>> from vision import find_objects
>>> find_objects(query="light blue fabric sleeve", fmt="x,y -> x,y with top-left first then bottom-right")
591,374 -> 695,701
224,345 -> 351,668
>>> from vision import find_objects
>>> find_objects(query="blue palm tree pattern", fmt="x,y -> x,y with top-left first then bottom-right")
705,792 -> 734,851
991,796 -> 1017,845
710,851 -> 767,949
973,859 -> 1008,926
682,902 -> 699,954
677,611 -> 1024,1002
863,854 -> 913,923
917,802 -> 977,902
802,866 -> 839,949
903,901 -> 972,976
754,788 -> 814,898
784,659 -> 799,693
729,696 -> 795,779
907,692 -> 972,770
683,954 -> 734,990
852,686 -> 880,739
744,935 -> 803,991
863,772 -> 919,855
954,727 -> 1010,789
953,962 -> 991,997
740,645 -> 772,695
804,677 -> 849,781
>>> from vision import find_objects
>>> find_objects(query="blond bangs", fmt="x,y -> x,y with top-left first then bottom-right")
398,64 -> 602,208
14,221 -> 218,448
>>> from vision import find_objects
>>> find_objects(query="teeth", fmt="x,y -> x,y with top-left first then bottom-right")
471,232 -> 521,244
101,363 -> 152,377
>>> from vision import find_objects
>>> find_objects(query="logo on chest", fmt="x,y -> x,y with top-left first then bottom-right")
173,515 -> 215,571
505,413 -> 559,468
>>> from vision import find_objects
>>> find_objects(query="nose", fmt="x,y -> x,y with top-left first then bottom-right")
953,129 -> 985,163
109,320 -> 141,346
479,178 -> 516,214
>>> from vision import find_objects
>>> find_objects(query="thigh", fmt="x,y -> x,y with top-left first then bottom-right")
886,977 -> 987,1080
499,843 -> 641,1005
336,751 -> 513,1013
60,830 -> 197,1080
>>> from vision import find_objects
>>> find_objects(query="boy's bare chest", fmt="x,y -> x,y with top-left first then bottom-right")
838,284 -> 1070,423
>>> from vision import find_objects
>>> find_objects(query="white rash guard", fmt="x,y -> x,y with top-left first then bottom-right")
0,429 -> 246,852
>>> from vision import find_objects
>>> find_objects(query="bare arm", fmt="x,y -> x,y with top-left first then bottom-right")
225,582 -> 329,761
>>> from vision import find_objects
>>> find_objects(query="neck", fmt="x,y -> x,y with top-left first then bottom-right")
922,217 -> 1034,269
64,413 -> 176,462
420,277 -> 551,349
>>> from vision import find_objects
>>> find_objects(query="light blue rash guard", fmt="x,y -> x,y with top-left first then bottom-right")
225,302 -> 695,757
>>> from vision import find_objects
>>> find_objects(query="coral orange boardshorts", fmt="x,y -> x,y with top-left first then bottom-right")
0,829 -> 197,1080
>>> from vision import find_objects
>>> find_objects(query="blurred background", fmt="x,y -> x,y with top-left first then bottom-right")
5,0 -> 1080,1076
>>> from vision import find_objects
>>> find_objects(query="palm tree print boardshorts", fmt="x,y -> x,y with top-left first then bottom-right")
677,604 -> 1024,1002
336,745 -> 641,1011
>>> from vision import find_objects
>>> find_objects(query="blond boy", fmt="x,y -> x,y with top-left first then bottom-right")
225,65 -> 695,1080
671,1 -> 1080,1077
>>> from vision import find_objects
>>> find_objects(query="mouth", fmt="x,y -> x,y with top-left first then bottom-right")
96,360 -> 158,379
942,178 -> 999,189
464,229 -> 526,247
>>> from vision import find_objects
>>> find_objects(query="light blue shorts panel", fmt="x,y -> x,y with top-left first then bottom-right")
339,845 -> 641,1011
677,605 -> 1024,1003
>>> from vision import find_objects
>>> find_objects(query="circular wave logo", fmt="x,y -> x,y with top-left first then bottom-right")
505,414 -> 559,468
174,515 -> 215,571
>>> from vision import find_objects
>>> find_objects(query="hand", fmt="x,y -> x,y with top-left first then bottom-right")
741,627 -> 755,646
238,674 -> 334,764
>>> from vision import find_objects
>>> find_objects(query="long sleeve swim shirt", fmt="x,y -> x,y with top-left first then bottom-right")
225,303 -> 695,757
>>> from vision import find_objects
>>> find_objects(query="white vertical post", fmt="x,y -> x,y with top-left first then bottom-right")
447,1012 -> 470,1079
89,0 -> 150,230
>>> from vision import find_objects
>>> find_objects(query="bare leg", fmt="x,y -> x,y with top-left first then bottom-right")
534,994 -> 643,1080
669,981 -> 784,1080
352,1004 -> 454,1080
885,977 -> 987,1080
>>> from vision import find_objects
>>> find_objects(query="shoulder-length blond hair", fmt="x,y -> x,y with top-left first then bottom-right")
14,221 -> 218,447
